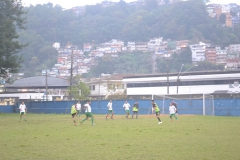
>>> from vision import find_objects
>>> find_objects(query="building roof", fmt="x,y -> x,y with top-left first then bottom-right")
5,76 -> 70,88
123,70 -> 240,79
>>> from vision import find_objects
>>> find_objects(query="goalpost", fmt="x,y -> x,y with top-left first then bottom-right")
149,94 -> 215,116
203,94 -> 215,116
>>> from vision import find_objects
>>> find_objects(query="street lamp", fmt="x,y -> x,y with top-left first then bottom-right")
176,64 -> 184,94
176,64 -> 198,94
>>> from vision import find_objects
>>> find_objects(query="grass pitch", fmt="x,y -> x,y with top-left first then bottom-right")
0,113 -> 240,160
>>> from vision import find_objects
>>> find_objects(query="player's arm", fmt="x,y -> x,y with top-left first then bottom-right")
152,106 -> 155,114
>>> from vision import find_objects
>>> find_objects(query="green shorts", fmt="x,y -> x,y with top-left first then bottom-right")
85,112 -> 93,117
155,111 -> 160,116
108,110 -> 113,113
20,112 -> 25,115
125,110 -> 130,114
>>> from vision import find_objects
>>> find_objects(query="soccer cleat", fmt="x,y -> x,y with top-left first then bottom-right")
92,123 -> 95,126
158,121 -> 162,124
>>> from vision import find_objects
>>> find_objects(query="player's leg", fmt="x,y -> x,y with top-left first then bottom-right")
127,110 -> 130,118
19,112 -> 22,121
23,112 -> 26,121
88,113 -> 95,125
106,111 -> 109,119
173,113 -> 178,120
77,110 -> 81,117
156,112 -> 162,124
72,114 -> 76,126
81,113 -> 88,123
170,114 -> 173,122
132,112 -> 134,119
136,111 -> 138,119
111,111 -> 114,119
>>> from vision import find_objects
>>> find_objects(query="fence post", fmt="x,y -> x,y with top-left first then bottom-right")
203,94 -> 205,115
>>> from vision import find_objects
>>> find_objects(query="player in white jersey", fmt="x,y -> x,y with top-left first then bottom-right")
123,101 -> 131,118
106,100 -> 114,120
81,100 -> 95,125
76,101 -> 81,118
19,102 -> 27,121
169,103 -> 178,122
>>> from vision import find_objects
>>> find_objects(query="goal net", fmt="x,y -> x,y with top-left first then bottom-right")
150,94 -> 214,116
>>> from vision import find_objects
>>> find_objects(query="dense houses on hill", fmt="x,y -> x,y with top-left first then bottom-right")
48,37 -> 240,80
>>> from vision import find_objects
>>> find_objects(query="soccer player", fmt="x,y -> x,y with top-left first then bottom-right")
19,102 -> 27,121
81,100 -> 95,125
123,101 -> 131,118
132,101 -> 139,119
76,101 -> 81,118
106,100 -> 114,120
151,100 -> 162,124
169,103 -> 178,122
71,103 -> 77,126
171,100 -> 178,115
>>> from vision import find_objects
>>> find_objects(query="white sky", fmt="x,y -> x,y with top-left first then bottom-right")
21,0 -> 240,9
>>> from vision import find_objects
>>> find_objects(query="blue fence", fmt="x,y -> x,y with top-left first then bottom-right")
0,98 -> 240,116
0,105 -> 14,113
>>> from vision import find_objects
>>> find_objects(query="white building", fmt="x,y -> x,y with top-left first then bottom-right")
190,42 -> 210,62
216,47 -> 227,65
123,71 -> 240,95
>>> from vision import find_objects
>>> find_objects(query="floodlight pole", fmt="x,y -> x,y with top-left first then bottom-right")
45,70 -> 48,101
166,58 -> 169,94
70,49 -> 73,100
176,64 -> 198,94
176,64 -> 184,94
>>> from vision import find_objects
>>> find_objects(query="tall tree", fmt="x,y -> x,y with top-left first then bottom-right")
0,0 -> 26,81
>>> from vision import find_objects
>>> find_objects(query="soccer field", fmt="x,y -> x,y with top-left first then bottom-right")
0,114 -> 240,160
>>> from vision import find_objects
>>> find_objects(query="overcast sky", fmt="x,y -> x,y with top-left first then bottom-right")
21,0 -> 240,9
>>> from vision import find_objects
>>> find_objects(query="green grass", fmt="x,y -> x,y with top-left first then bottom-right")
0,113 -> 240,160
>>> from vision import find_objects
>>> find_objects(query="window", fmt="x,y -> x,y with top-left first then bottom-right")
92,85 -> 95,90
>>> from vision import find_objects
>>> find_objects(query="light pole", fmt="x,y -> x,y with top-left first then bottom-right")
176,64 -> 198,94
176,64 -> 184,94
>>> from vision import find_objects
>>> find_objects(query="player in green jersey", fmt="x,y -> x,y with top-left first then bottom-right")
132,101 -> 139,119
71,103 -> 77,126
151,100 -> 162,124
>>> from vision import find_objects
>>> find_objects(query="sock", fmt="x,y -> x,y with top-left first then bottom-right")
81,119 -> 86,123
91,117 -> 94,124
158,117 -> 161,122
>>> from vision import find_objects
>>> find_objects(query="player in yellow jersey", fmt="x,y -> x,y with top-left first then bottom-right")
71,103 -> 77,126
151,100 -> 162,124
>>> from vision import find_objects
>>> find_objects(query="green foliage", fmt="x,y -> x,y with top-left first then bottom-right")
68,75 -> 90,100
84,51 -> 152,78
0,0 -> 26,78
17,0 -> 240,76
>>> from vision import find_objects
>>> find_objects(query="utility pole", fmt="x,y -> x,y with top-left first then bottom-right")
152,50 -> 157,74
45,70 -> 48,101
177,64 -> 184,94
166,58 -> 169,94
70,49 -> 73,100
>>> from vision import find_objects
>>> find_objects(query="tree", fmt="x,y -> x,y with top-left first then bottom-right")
219,13 -> 226,25
68,75 -> 90,100
0,0 -> 26,81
